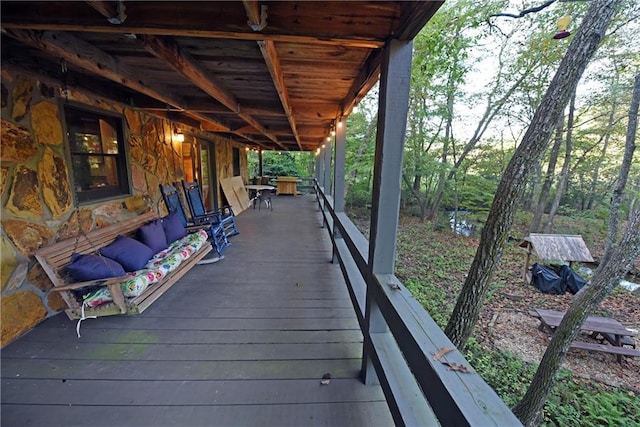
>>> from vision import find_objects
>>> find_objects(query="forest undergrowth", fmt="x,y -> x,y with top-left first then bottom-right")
349,208 -> 640,426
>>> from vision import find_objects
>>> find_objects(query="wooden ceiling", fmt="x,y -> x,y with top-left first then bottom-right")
1,1 -> 442,151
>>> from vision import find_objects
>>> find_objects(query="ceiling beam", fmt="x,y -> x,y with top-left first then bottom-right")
140,34 -> 288,150
2,28 -> 234,134
257,40 -> 303,151
0,22 -> 384,49
85,0 -> 127,24
242,0 -> 267,32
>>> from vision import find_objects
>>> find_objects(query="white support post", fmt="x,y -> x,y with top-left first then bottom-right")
361,39 -> 413,385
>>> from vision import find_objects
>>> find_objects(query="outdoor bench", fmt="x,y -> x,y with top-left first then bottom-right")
35,211 -> 212,320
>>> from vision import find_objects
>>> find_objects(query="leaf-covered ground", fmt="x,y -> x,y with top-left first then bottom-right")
349,210 -> 640,392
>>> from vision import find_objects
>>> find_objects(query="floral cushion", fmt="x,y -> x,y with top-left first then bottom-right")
81,230 -> 209,307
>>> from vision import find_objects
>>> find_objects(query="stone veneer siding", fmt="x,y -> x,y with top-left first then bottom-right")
0,70 -> 244,347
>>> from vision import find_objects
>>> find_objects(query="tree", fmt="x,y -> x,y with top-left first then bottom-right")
543,89 -> 576,232
444,0 -> 622,348
603,73 -> 639,258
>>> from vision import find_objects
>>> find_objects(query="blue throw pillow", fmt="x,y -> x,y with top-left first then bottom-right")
137,219 -> 168,254
99,235 -> 154,272
162,212 -> 187,243
67,253 -> 126,282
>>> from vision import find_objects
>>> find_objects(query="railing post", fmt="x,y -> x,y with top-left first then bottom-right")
361,39 -> 413,385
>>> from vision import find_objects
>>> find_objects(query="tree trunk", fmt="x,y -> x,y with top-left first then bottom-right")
543,91 -> 577,233
530,115 -> 564,233
513,208 -> 640,426
603,73 -> 640,259
444,0 -> 620,349
587,104 -> 617,210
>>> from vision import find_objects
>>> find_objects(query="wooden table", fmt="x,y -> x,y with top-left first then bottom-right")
275,177 -> 301,195
245,184 -> 275,210
534,309 -> 639,363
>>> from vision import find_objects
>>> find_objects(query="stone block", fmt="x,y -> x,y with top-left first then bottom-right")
131,163 -> 147,192
27,263 -> 54,292
31,101 -> 63,145
39,147 -> 72,219
6,166 -> 42,220
47,291 -> 67,313
11,76 -> 33,121
1,166 -> 8,195
125,108 -> 141,134
2,219 -> 54,256
1,291 -> 47,346
1,120 -> 38,162
1,237 -> 18,291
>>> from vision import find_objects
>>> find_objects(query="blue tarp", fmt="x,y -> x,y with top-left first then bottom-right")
530,263 -> 587,295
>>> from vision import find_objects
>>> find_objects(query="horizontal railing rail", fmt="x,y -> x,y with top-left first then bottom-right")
313,181 -> 522,427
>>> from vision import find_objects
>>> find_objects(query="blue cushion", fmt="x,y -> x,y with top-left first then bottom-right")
67,253 -> 126,282
137,219 -> 168,253
99,235 -> 154,272
162,212 -> 187,243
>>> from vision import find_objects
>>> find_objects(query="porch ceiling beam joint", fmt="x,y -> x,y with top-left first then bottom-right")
86,0 -> 127,25
242,0 -> 267,32
141,34 -> 287,150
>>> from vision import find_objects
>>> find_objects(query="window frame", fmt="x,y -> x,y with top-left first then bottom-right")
63,103 -> 131,205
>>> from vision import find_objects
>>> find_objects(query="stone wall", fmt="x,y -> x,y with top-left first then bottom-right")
0,70 -> 244,347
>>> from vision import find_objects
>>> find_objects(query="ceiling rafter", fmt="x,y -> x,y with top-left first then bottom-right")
0,22 -> 384,49
140,34 -> 288,151
85,0 -> 127,25
257,39 -> 303,151
242,1 -> 302,150
242,0 -> 267,32
2,28 -> 234,134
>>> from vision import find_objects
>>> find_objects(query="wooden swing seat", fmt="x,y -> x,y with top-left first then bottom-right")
35,211 -> 212,320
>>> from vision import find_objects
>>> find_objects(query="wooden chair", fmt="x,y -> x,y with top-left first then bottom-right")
159,183 -> 228,257
181,180 -> 240,239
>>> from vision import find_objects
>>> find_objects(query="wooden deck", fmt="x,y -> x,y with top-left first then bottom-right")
1,194 -> 393,426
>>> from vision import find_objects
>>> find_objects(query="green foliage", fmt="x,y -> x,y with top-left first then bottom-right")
248,151 -> 313,179
464,339 -> 640,426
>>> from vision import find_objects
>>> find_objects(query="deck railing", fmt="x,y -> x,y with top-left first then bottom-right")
314,181 -> 522,427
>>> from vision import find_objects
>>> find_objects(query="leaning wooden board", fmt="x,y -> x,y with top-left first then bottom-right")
220,176 -> 251,214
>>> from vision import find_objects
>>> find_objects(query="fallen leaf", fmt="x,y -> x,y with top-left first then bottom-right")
432,346 -> 454,361
389,283 -> 401,290
443,362 -> 470,373
320,372 -> 332,385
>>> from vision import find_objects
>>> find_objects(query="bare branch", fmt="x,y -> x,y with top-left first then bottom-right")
490,0 -> 558,19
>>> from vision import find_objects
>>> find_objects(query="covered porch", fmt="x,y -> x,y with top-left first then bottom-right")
1,194 -> 393,426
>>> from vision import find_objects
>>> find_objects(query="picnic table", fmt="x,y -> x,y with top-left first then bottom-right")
533,309 -> 639,363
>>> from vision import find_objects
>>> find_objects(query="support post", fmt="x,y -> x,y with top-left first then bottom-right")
323,140 -> 332,196
361,39 -> 413,384
332,121 -> 347,262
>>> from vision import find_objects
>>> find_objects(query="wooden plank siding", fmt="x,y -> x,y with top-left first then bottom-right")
1,195 -> 393,427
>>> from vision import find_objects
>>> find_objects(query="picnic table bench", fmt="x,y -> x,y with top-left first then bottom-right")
531,309 -> 639,363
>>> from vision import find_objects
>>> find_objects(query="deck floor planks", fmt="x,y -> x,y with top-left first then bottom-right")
1,195 -> 392,426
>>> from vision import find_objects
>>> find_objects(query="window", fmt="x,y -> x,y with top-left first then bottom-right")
232,147 -> 241,176
65,105 -> 130,204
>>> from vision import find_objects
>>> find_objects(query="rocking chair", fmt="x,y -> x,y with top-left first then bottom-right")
181,180 -> 239,239
159,183 -> 228,257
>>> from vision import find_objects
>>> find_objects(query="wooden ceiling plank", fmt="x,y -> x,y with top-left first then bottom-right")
0,22 -> 384,49
141,34 -> 288,150
257,40 -> 303,151
2,28 -> 233,134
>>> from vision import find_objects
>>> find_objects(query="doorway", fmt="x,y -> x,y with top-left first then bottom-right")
182,138 -> 219,211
